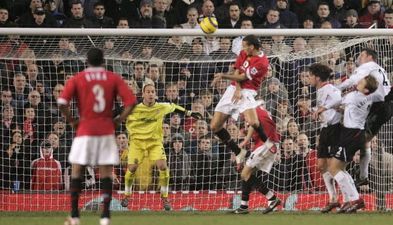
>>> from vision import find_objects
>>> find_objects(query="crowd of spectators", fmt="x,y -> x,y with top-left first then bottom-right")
0,0 -> 393,197
0,0 -> 393,29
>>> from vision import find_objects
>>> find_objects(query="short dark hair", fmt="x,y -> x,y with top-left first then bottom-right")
385,8 -> 393,15
94,2 -> 105,8
87,48 -> 104,66
243,35 -> 261,49
361,48 -> 378,61
71,0 -> 82,7
364,75 -> 379,94
318,2 -> 330,9
229,2 -> 240,9
309,63 -> 332,82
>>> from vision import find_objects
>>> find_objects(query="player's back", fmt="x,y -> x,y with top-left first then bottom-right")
68,67 -> 123,136
252,106 -> 280,149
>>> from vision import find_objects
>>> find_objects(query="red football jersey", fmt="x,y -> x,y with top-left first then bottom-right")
252,106 -> 280,150
58,67 -> 137,136
231,50 -> 269,90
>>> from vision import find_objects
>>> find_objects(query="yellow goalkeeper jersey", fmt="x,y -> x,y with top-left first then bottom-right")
126,102 -> 186,141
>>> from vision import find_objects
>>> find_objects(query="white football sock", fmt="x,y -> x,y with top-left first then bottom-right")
343,171 -> 356,202
322,172 -> 337,203
334,171 -> 359,202
359,147 -> 371,180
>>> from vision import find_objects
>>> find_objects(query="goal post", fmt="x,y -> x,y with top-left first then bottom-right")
0,28 -> 392,212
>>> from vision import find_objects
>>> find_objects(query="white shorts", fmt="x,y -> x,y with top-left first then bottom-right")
245,142 -> 277,173
69,135 -> 119,166
214,85 -> 257,120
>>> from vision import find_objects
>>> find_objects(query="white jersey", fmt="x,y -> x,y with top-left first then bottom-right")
317,84 -> 342,128
338,61 -> 390,102
342,91 -> 372,130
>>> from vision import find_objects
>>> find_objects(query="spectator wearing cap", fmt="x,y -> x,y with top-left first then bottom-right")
358,0 -> 385,28
330,0 -> 350,26
342,9 -> 362,28
314,2 -> 341,28
253,0 -> 276,23
384,8 -> 393,28
276,0 -> 299,28
0,7 -> 17,27
31,140 -> 63,190
23,7 -> 57,27
289,0 -> 318,25
89,2 -> 114,28
261,77 -> 289,115
168,133 -> 191,191
63,1 -> 94,28
17,0 -> 57,27
44,0 -> 67,27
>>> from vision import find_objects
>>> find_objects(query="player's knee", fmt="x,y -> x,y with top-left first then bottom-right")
248,120 -> 260,129
127,164 -> 138,173
240,168 -> 252,181
210,121 -> 220,133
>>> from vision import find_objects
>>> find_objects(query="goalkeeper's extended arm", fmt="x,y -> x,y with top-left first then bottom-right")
173,104 -> 203,120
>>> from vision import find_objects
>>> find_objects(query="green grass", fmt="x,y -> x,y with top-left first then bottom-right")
1,211 -> 393,225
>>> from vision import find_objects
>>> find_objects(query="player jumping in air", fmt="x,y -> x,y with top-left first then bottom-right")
337,48 -> 393,187
330,75 -> 378,213
309,63 -> 342,213
121,82 -> 202,211
59,48 -> 137,225
210,35 -> 271,158
231,101 -> 281,214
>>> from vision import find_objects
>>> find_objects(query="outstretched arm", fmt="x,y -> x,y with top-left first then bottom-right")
171,104 -> 203,120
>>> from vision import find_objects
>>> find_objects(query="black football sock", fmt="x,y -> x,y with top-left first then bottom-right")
240,174 -> 258,209
252,124 -> 268,142
215,128 -> 241,155
101,177 -> 113,218
70,178 -> 82,218
255,173 -> 276,200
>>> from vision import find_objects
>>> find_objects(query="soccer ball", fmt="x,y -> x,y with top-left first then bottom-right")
200,16 -> 218,34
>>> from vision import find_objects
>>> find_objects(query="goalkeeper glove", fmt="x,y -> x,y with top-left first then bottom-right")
186,110 -> 203,120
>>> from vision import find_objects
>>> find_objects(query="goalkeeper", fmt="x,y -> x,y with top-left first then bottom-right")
121,82 -> 202,210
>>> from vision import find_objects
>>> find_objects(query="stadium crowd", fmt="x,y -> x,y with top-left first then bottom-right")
0,0 -> 393,197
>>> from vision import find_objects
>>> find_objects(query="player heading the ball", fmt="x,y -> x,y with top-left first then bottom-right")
210,34 -> 271,157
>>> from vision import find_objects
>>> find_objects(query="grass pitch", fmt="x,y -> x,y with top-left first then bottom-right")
1,211 -> 393,225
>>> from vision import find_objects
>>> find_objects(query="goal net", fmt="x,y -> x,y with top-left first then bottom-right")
0,28 -> 392,212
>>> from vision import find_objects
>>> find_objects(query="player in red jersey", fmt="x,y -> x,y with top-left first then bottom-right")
210,35 -> 271,157
231,101 -> 281,214
58,48 -> 137,225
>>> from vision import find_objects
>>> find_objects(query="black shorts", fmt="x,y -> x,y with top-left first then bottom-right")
333,127 -> 365,162
365,101 -> 393,141
317,123 -> 340,158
